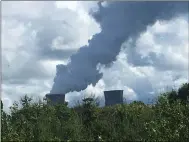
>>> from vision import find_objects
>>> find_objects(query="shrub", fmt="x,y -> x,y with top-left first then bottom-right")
1,83 -> 189,141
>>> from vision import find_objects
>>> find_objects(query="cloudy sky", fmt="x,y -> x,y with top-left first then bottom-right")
2,1 -> 188,111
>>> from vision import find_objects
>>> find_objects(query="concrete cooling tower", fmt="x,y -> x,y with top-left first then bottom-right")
104,90 -> 123,106
46,94 -> 65,105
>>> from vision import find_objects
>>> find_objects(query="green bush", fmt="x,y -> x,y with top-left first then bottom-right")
1,83 -> 189,141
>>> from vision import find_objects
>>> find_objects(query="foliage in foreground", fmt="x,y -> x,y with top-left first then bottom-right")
1,83 -> 189,141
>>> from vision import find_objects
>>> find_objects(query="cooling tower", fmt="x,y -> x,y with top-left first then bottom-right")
46,94 -> 65,105
104,90 -> 123,106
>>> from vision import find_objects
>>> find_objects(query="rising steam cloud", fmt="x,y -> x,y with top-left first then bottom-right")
51,1 -> 188,94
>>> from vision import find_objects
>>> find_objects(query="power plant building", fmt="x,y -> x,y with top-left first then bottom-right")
45,90 -> 123,106
104,90 -> 123,106
46,94 -> 65,105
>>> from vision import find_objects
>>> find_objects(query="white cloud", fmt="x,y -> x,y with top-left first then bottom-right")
99,15 -> 188,102
2,1 -> 100,112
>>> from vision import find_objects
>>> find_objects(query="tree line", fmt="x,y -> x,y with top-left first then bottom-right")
1,83 -> 189,141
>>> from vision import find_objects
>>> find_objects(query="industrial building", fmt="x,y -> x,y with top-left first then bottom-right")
46,93 -> 65,105
45,90 -> 124,106
104,90 -> 123,106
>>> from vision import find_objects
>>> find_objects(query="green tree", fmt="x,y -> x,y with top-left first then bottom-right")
178,83 -> 189,102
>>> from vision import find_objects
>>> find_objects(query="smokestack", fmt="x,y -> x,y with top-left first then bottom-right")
46,94 -> 65,105
104,90 -> 123,106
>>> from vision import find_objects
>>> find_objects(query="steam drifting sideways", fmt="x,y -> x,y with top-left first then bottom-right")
50,1 -> 189,94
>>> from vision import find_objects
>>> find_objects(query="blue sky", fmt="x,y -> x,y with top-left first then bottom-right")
2,1 -> 188,111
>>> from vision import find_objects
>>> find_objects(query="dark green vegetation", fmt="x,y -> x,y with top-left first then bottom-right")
1,83 -> 189,141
